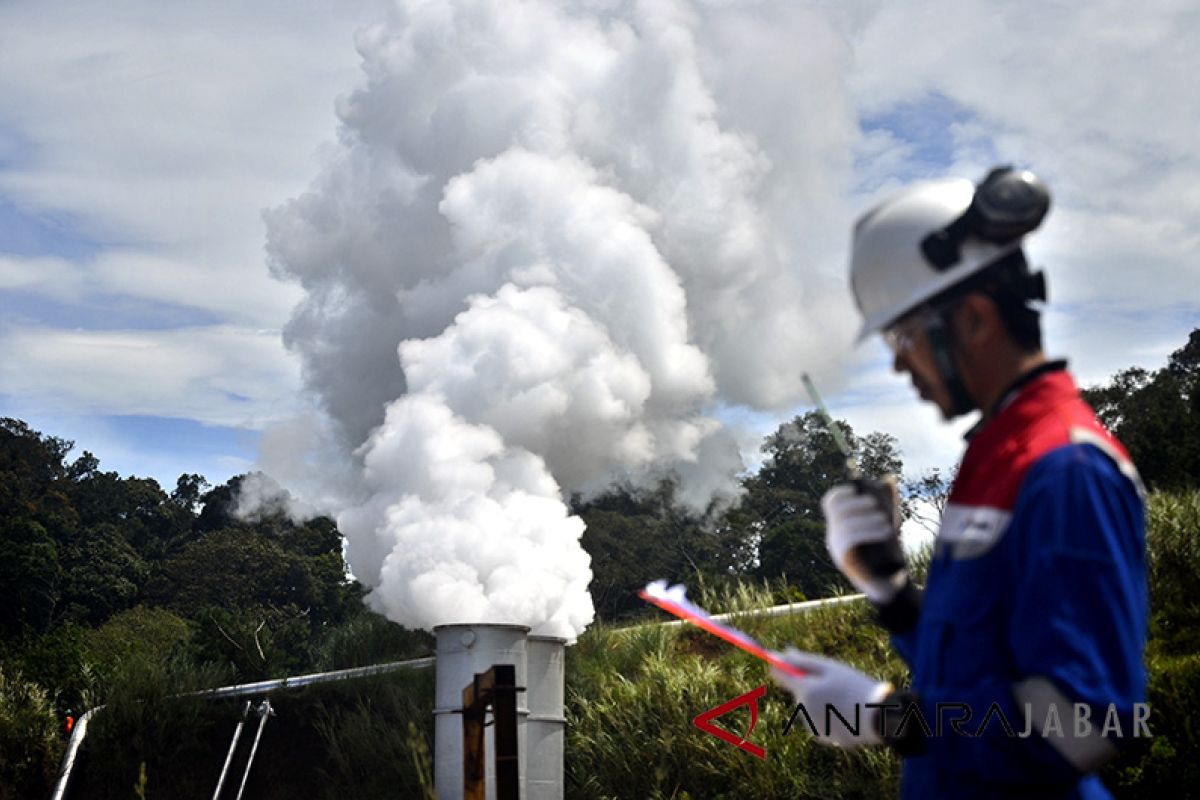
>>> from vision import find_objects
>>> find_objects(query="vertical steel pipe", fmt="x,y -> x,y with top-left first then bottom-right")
525,636 -> 566,800
234,699 -> 272,800
212,700 -> 253,799
434,624 -> 529,800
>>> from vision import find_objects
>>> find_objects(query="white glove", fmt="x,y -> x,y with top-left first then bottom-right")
770,648 -> 892,748
822,482 -> 906,604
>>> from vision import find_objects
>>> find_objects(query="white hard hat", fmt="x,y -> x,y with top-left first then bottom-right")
850,170 -> 1048,343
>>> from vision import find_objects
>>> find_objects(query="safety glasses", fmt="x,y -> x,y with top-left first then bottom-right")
882,302 -> 958,355
882,311 -> 926,355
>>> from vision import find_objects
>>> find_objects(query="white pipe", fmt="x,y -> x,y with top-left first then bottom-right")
234,699 -> 272,800
525,636 -> 566,800
634,592 -> 867,631
189,657 -> 437,700
50,706 -> 100,800
212,701 -> 252,800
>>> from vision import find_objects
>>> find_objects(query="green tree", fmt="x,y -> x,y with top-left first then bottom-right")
191,605 -> 314,679
59,523 -> 149,626
0,519 -> 61,637
1083,328 -> 1200,491
729,412 -> 903,595
0,418 -> 81,564
146,503 -> 355,677
170,473 -> 209,511
901,467 -> 954,538
149,527 -> 339,619
0,418 -> 72,513
574,480 -> 747,621
2,622 -> 95,712
575,416 -> 905,614
67,471 -> 192,563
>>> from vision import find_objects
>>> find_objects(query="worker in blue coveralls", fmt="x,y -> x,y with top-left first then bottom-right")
770,167 -> 1148,799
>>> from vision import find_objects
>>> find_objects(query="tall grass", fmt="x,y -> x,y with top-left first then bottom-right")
312,612 -> 433,671
1145,490 -> 1200,656
308,670 -> 437,800
1103,490 -> 1200,796
77,656 -> 236,798
566,584 -> 902,799
0,667 -> 62,800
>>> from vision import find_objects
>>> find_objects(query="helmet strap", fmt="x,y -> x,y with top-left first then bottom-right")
922,308 -> 976,418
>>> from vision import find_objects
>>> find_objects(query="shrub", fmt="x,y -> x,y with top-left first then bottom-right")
1145,490 -> 1200,656
308,670 -> 437,800
84,606 -> 191,681
1103,654 -> 1200,797
0,667 -> 62,800
313,611 -> 432,671
76,656 -> 235,799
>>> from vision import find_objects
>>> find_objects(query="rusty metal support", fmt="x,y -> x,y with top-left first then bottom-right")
463,694 -> 485,799
461,664 -> 520,800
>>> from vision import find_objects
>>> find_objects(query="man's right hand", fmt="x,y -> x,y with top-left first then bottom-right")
822,482 -> 907,603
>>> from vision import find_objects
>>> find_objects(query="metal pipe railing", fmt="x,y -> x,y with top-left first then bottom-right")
50,655 -> 436,800
619,591 -> 867,635
188,657 -> 437,701
233,699 -> 273,800
212,700 -> 252,800
655,591 -> 866,624
50,707 -> 100,800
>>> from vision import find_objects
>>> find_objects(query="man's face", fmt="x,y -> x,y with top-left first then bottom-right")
883,308 -> 958,419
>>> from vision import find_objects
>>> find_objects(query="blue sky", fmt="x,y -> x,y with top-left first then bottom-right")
0,194 -> 106,260
0,404 -> 257,491
858,92 -> 991,187
1,0 -> 1196,500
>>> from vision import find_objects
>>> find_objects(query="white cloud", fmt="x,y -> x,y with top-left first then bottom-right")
0,0 -> 389,451
0,254 -> 85,301
86,248 -> 300,327
0,325 -> 301,428
843,0 -> 1199,319
0,0 -> 384,329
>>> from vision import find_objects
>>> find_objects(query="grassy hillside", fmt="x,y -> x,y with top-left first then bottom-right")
566,593 -> 902,799
31,491 -> 1200,798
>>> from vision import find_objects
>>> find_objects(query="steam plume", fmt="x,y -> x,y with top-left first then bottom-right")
257,0 -> 857,638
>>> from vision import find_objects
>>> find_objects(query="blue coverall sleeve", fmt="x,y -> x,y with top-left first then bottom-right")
912,444 -> 1148,784
891,626 -> 919,669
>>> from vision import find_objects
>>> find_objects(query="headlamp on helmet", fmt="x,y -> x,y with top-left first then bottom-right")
920,167 -> 1051,271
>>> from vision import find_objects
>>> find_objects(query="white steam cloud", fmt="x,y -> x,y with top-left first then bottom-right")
255,0 -> 859,638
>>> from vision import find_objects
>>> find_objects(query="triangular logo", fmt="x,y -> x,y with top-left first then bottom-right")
692,684 -> 767,760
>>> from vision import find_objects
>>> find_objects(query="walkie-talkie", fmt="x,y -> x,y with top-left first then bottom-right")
801,374 -> 906,578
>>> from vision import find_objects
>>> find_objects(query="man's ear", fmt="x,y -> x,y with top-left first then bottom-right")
952,294 -> 1001,348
